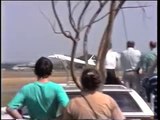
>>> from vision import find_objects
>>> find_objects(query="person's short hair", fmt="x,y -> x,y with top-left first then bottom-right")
127,41 -> 135,48
81,68 -> 102,91
34,57 -> 53,78
149,41 -> 157,48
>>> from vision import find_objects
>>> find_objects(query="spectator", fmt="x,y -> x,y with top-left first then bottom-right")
105,43 -> 122,84
141,58 -> 157,119
137,41 -> 157,76
6,57 -> 69,119
142,75 -> 157,119
120,41 -> 141,93
149,75 -> 157,120
62,68 -> 125,120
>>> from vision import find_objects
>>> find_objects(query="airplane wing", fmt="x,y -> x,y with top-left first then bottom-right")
48,54 -> 95,66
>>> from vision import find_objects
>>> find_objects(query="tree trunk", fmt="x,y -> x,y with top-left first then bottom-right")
83,39 -> 88,67
70,41 -> 82,89
96,1 -> 117,83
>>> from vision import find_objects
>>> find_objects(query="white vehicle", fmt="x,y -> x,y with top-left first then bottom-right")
1,84 -> 154,120
63,84 -> 154,119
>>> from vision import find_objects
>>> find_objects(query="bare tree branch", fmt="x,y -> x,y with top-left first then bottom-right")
51,1 -> 75,41
50,1 -> 84,89
96,1 -> 116,80
71,1 -> 82,16
81,5 -> 152,30
98,0 -> 103,7
96,5 -> 152,23
83,1 -> 108,33
115,0 -> 126,16
70,41 -> 82,90
39,8 -> 72,36
77,1 -> 91,32
81,4 -> 96,30
68,1 -> 78,36
96,1 -> 118,81
81,1 -> 109,31
136,1 -> 152,19
82,1 -> 108,65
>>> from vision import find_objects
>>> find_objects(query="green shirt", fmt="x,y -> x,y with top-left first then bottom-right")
139,51 -> 157,72
8,81 -> 69,120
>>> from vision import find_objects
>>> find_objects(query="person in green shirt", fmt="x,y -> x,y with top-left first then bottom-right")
6,57 -> 69,120
137,41 -> 157,76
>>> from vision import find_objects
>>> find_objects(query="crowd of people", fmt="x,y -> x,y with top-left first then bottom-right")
105,40 -> 157,90
105,40 -> 157,119
6,40 -> 157,119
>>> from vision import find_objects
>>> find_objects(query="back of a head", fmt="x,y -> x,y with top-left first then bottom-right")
81,68 -> 102,91
34,57 -> 53,78
149,41 -> 157,49
127,41 -> 135,48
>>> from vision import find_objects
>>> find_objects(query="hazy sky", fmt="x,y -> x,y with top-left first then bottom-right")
2,1 -> 157,63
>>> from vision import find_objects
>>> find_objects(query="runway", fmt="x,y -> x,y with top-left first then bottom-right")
1,69 -> 123,106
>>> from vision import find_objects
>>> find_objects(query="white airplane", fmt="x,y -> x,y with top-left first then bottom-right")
12,62 -> 35,71
48,54 -> 96,66
11,54 -> 96,71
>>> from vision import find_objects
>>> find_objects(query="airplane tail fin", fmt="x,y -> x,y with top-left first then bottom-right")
88,55 -> 96,65
88,55 -> 95,61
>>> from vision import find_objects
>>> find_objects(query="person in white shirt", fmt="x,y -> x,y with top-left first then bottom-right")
105,43 -> 122,84
120,41 -> 141,93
